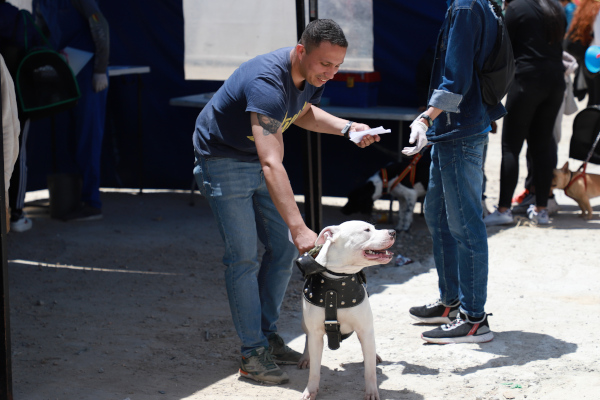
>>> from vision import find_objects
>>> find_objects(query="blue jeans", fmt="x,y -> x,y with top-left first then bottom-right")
424,133 -> 489,319
193,156 -> 298,356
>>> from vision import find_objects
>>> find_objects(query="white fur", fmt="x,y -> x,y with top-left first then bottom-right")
298,221 -> 395,400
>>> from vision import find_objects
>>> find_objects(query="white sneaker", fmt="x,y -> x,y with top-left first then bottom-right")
483,208 -> 514,226
547,198 -> 560,215
527,204 -> 550,225
482,200 -> 491,218
10,216 -> 33,232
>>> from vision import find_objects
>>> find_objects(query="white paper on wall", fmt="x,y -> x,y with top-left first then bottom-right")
183,0 -> 373,81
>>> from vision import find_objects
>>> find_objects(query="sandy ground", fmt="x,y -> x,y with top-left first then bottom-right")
5,98 -> 600,400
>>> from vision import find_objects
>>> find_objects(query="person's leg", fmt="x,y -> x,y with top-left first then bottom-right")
424,144 -> 460,307
9,119 -> 30,225
498,74 -> 540,209
528,74 -> 565,209
74,64 -> 108,210
437,134 -> 489,319
252,175 -> 297,337
193,156 -> 268,356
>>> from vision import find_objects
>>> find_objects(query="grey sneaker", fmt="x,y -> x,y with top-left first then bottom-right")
268,333 -> 302,365
421,312 -> 494,344
409,299 -> 460,324
512,193 -> 536,214
483,208 -> 513,226
527,204 -> 550,225
547,197 -> 560,215
239,347 -> 289,385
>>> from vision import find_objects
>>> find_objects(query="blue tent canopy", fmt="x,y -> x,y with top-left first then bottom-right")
24,0 -> 446,197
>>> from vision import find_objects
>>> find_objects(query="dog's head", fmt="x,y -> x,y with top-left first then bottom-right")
552,162 -> 571,190
313,220 -> 395,274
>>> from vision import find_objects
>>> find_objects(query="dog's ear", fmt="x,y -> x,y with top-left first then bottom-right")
562,162 -> 569,172
315,226 -> 338,246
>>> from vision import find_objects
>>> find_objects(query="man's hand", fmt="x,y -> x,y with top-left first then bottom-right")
92,73 -> 108,92
351,122 -> 380,148
402,120 -> 428,156
292,226 -> 318,254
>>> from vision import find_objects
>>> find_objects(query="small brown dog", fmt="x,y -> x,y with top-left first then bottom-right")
552,162 -> 600,219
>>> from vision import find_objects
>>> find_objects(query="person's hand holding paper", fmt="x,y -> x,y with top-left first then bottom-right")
349,126 -> 390,146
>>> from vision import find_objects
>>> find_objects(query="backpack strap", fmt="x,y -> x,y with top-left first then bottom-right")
20,9 -> 52,52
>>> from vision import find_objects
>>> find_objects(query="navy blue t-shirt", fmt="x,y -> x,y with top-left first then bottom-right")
193,47 -> 324,162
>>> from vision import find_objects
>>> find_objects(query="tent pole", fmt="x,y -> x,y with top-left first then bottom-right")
298,0 -> 323,233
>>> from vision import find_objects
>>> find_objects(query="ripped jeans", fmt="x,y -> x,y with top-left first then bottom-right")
193,155 -> 297,356
424,133 -> 489,319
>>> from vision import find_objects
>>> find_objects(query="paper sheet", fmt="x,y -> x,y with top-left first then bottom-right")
61,47 -> 93,76
349,126 -> 391,143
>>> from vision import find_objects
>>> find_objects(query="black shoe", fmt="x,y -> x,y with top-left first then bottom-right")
63,203 -> 103,221
409,299 -> 460,324
421,312 -> 494,344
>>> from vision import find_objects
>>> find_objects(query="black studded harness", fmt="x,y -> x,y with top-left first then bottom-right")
295,246 -> 368,350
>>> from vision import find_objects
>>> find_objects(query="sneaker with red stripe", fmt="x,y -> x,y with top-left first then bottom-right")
512,188 -> 529,205
409,299 -> 460,324
421,312 -> 494,344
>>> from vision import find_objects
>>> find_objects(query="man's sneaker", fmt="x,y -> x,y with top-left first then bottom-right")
10,216 -> 32,232
483,208 -> 513,226
268,333 -> 302,365
421,312 -> 494,344
512,188 -> 530,204
527,204 -> 550,225
409,299 -> 460,324
547,197 -> 560,215
482,199 -> 491,218
63,203 -> 103,222
512,193 -> 536,214
239,347 -> 289,385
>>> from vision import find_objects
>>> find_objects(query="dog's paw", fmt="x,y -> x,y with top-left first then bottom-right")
297,355 -> 310,369
302,385 -> 319,400
364,389 -> 380,400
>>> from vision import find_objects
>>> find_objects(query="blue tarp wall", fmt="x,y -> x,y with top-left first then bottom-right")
25,0 -> 446,198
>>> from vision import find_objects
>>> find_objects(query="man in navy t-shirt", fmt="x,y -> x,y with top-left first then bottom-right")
193,19 -> 379,385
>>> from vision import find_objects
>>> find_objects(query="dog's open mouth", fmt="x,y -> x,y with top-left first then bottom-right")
363,248 -> 394,261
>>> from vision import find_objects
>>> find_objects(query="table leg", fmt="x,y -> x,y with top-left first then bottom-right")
137,74 -> 143,194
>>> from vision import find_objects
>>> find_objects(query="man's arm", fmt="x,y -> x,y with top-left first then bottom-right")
72,0 -> 110,91
293,104 -> 379,148
251,112 -> 317,253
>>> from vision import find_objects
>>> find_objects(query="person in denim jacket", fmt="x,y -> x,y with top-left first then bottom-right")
403,0 -> 506,344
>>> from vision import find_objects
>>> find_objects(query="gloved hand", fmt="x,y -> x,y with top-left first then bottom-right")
92,73 -> 108,92
401,120 -> 428,156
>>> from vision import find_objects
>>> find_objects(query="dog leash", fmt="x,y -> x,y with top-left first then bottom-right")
381,153 -> 423,196
565,130 -> 600,195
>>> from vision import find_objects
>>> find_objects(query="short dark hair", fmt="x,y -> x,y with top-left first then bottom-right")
299,19 -> 348,53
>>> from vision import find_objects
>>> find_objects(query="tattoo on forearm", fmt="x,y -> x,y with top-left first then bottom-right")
258,114 -> 281,136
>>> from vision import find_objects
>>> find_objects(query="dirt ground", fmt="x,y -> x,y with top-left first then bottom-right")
5,98 -> 600,400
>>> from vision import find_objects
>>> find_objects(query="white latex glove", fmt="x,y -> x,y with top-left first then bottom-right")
92,73 -> 108,92
401,120 -> 428,156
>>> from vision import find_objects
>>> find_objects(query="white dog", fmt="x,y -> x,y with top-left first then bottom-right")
295,221 -> 395,400
341,158 -> 429,232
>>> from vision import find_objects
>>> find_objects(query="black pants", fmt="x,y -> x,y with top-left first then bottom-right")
499,70 -> 565,209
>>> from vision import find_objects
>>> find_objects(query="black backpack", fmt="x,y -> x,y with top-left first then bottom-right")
474,1 -> 515,106
14,10 -> 81,120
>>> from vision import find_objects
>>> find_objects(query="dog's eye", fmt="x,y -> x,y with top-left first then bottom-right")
364,228 -> 371,232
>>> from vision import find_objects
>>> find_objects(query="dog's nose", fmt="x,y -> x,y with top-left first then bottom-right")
388,229 -> 396,238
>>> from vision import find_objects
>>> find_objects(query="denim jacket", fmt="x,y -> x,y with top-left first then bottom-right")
427,0 -> 507,143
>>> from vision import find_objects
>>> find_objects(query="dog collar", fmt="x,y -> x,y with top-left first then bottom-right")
295,245 -> 362,279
